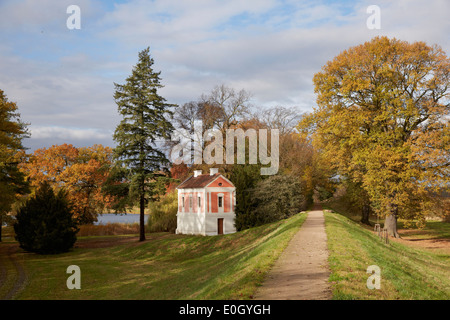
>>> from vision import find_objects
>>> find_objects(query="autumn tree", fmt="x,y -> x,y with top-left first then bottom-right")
112,47 -> 176,241
170,84 -> 252,175
227,115 -> 314,229
332,176 -> 372,225
166,163 -> 190,193
259,106 -> 331,208
20,143 -> 114,224
21,143 -> 78,186
60,145 -> 115,224
200,84 -> 252,133
299,36 -> 450,237
0,90 -> 29,241
258,106 -> 302,136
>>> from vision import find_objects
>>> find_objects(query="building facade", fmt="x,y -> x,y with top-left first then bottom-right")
176,168 -> 236,236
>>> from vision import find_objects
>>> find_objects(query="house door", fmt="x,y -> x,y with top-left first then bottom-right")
217,218 -> 224,235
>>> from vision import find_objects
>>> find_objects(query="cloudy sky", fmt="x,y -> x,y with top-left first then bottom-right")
1,0 -> 449,151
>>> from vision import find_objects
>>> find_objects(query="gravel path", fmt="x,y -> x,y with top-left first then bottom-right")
254,208 -> 332,300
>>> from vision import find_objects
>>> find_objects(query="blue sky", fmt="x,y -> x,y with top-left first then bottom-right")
0,0 -> 449,151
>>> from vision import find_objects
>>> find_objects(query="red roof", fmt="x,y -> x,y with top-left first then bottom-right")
177,173 -> 223,189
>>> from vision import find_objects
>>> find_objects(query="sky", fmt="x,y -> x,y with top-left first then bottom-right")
0,0 -> 449,151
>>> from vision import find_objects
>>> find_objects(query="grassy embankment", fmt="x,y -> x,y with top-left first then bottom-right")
1,212 -> 307,300
324,209 -> 450,299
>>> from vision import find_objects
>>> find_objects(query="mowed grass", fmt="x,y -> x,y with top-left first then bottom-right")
6,212 -> 307,300
397,220 -> 450,241
324,210 -> 450,300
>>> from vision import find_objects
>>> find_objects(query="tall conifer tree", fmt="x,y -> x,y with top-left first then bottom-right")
112,47 -> 176,241
0,90 -> 29,241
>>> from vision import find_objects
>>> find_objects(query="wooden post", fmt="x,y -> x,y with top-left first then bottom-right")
382,228 -> 389,245
374,223 -> 381,239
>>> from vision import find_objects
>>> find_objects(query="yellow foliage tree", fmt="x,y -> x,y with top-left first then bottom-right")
0,90 -> 29,241
298,36 -> 450,237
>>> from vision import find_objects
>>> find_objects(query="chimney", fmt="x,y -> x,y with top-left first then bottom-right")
210,168 -> 219,176
193,170 -> 202,178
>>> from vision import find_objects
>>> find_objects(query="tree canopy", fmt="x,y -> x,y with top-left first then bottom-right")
14,181 -> 78,254
298,36 -> 450,236
19,143 -> 114,224
111,47 -> 176,241
0,89 -> 29,241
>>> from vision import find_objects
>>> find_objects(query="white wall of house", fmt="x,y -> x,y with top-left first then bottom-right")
176,187 -> 205,235
176,184 -> 236,236
204,212 -> 236,236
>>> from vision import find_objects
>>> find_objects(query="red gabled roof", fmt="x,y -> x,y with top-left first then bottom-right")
177,173 -> 233,189
177,173 -> 220,189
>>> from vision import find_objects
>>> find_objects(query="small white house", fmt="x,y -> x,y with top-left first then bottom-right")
176,168 -> 236,236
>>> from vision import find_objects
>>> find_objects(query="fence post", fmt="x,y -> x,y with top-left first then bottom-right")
382,228 -> 389,245
374,223 -> 381,239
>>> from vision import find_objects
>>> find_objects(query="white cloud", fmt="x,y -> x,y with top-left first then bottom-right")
31,126 -> 110,140
0,0 -> 99,33
98,0 -> 277,45
1,0 -> 449,151
97,0 -> 449,110
0,46 -> 119,128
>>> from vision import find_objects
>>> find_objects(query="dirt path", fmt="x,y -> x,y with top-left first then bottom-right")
254,207 -> 332,300
0,244 -> 27,300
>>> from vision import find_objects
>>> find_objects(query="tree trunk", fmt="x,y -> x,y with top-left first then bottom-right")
139,193 -> 146,241
0,214 -> 3,242
384,204 -> 400,238
361,204 -> 371,226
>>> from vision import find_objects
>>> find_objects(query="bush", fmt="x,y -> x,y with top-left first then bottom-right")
238,174 -> 307,229
147,191 -> 178,233
14,182 -> 79,254
229,164 -> 263,231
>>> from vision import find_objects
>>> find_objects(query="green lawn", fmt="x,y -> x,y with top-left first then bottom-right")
324,210 -> 450,299
397,220 -> 450,240
2,212 -> 307,300
4,208 -> 448,300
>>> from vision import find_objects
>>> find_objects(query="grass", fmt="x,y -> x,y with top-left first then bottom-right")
1,212 -> 307,300
77,223 -> 141,236
397,220 -> 450,241
324,210 -> 450,300
5,205 -> 447,300
1,225 -> 15,242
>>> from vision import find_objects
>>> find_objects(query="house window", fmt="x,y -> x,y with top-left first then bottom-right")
198,196 -> 201,209
218,196 -> 223,208
182,196 -> 185,208
189,195 -> 193,210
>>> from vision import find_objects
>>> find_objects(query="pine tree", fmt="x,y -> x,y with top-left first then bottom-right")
14,182 -> 78,254
112,47 -> 176,241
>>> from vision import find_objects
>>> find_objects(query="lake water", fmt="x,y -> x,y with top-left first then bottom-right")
1,214 -> 149,226
94,214 -> 149,225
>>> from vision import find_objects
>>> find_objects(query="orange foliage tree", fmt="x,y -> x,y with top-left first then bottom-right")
166,163 -> 190,193
20,143 -> 115,224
